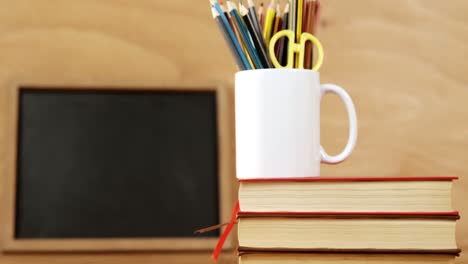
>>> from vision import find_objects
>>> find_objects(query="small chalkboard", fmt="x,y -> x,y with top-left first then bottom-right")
2,84 -> 234,252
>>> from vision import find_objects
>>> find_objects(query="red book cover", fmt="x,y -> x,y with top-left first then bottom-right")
238,211 -> 460,218
238,176 -> 458,182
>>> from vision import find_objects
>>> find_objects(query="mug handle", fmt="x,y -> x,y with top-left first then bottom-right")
320,84 -> 358,164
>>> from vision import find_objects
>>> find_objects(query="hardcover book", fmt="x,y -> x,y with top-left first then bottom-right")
239,252 -> 458,264
239,177 -> 457,213
237,213 -> 459,253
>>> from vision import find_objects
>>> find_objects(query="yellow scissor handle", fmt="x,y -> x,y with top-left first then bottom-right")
269,30 -> 295,69
269,30 -> 324,71
298,32 -> 324,71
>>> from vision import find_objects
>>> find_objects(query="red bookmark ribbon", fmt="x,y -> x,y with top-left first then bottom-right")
212,199 -> 240,261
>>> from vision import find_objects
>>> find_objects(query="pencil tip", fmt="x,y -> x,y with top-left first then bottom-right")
268,0 -> 276,8
240,2 -> 249,14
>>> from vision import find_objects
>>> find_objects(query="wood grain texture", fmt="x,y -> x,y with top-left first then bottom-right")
0,0 -> 466,263
318,2 -> 468,264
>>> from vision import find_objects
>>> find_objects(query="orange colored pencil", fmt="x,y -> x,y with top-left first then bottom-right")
313,0 -> 320,34
273,3 -> 282,35
258,2 -> 265,29
302,0 -> 309,32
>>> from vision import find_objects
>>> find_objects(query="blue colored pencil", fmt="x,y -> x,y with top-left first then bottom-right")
227,0 -> 264,69
211,0 -> 251,70
211,6 -> 246,70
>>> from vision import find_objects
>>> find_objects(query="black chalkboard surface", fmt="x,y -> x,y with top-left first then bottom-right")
15,88 -> 220,239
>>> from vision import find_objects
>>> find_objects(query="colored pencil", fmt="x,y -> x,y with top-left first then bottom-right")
247,0 -> 263,44
258,3 -> 265,29
296,0 -> 304,42
211,0 -> 251,69
303,0 -> 316,69
227,0 -> 264,69
231,16 -> 256,69
287,0 -> 296,66
302,0 -> 309,32
220,2 -> 229,19
313,0 -> 320,34
273,3 -> 282,56
222,1 -> 253,68
221,3 -> 240,45
263,0 -> 276,49
273,3 -> 282,35
221,2 -> 252,68
294,0 -> 304,67
211,5 -> 246,70
277,3 -> 289,65
209,0 -> 321,70
289,0 -> 296,38
240,3 -> 273,68
246,0 -> 272,67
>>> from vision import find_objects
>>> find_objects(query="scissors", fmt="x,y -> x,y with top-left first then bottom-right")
269,30 -> 324,71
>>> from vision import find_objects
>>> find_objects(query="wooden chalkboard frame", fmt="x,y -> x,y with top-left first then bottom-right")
1,83 -> 236,252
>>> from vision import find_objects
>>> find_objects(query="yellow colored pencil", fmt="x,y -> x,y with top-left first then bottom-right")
296,0 -> 304,42
295,0 -> 304,67
263,0 -> 276,49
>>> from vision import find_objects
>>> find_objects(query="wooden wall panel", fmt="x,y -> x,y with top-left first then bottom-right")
0,0 -> 466,263
319,2 -> 468,263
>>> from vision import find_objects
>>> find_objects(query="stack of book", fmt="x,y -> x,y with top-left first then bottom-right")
237,177 -> 460,264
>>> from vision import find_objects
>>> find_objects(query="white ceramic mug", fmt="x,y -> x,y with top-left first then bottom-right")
235,69 -> 357,179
